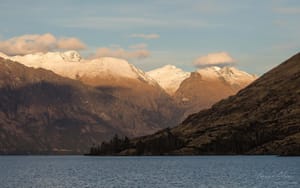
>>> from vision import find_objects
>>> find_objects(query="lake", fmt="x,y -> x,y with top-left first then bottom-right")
0,156 -> 299,188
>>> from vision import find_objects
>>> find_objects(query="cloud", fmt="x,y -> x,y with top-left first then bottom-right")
130,34 -> 160,39
129,43 -> 148,49
0,33 -> 86,55
92,46 -> 150,60
56,37 -> 86,50
194,52 -> 235,67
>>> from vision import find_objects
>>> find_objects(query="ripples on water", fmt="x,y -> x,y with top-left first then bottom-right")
0,156 -> 299,188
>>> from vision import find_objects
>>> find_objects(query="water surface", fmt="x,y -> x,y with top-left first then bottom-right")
0,156 -> 299,188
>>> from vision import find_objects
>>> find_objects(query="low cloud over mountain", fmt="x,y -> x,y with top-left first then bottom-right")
194,52 -> 235,67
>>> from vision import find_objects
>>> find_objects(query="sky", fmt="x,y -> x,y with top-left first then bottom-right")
0,0 -> 299,75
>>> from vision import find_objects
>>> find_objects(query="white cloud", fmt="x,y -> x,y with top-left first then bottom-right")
92,47 -> 150,60
56,37 -> 86,50
130,34 -> 160,39
194,52 -> 235,67
0,33 -> 86,55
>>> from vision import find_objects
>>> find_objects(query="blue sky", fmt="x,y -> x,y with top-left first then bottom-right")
0,0 -> 299,75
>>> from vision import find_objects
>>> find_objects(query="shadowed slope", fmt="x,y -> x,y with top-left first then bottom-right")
107,53 -> 300,156
0,58 -> 181,154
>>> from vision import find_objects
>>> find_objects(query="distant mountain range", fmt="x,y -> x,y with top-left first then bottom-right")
0,51 -> 256,154
92,52 -> 300,156
148,65 -> 256,117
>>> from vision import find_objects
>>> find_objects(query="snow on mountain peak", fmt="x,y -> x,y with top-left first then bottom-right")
0,51 -> 156,85
196,66 -> 222,79
147,65 -> 190,95
86,57 -> 157,85
0,50 -> 257,93
163,64 -> 178,70
146,64 -> 256,95
0,52 -> 8,59
4,51 -> 77,65
197,66 -> 257,86
60,50 -> 81,62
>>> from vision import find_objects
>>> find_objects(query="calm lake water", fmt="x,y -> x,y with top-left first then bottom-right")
0,156 -> 299,188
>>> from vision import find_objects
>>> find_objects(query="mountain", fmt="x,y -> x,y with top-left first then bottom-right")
148,64 -> 257,117
1,51 -> 181,124
3,52 -> 256,123
101,52 -> 300,156
175,66 -> 257,116
0,57 -> 181,154
0,51 -> 258,154
4,51 -> 157,87
146,65 -> 190,95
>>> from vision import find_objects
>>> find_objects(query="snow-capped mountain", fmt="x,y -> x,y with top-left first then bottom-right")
0,51 -> 256,94
146,64 -> 257,119
0,51 -> 157,87
196,66 -> 257,89
0,50 -> 259,154
146,65 -> 190,95
147,64 -> 256,95
0,51 -> 181,134
174,66 -> 257,118
0,50 -> 257,124
0,57 -> 184,154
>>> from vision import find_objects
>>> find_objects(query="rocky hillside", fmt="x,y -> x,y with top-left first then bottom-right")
174,66 -> 257,117
1,51 -> 181,132
0,58 -> 181,154
103,53 -> 300,156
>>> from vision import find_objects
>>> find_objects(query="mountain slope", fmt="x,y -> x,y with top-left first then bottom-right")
111,53 -> 300,156
0,57 -> 180,154
0,51 -> 180,129
2,52 -> 256,125
174,55 -> 300,155
175,66 -> 257,117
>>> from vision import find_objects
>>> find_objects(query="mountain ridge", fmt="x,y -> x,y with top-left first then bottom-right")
0,51 -> 256,96
0,51 -> 259,154
0,51 -> 157,86
0,50 -> 257,118
92,52 -> 300,156
0,57 -> 181,154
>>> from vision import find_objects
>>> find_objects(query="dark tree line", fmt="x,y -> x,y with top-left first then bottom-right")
88,134 -> 131,155
135,128 -> 184,155
87,128 -> 184,155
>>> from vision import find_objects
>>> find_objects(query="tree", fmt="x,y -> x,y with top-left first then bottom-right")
136,140 -> 145,155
